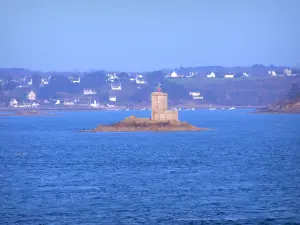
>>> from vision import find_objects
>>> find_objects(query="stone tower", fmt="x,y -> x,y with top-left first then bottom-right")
151,85 -> 178,121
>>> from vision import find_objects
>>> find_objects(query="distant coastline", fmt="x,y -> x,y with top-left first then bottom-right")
0,105 -> 262,112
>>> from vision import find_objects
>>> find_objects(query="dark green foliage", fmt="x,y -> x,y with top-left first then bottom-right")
287,83 -> 300,100
31,73 -> 41,90
81,71 -> 106,88
38,75 -> 81,98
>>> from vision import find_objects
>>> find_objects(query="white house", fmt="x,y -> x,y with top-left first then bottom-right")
189,92 -> 204,100
224,74 -> 235,78
27,91 -> 36,101
107,104 -> 115,108
41,77 -> 49,85
268,70 -> 277,76
170,71 -> 180,78
111,82 -> 122,91
283,68 -> 296,76
186,72 -> 196,78
83,89 -> 97,95
109,96 -> 117,102
90,100 -> 99,108
32,102 -> 40,107
207,72 -> 216,78
64,99 -> 75,106
69,76 -> 81,83
9,99 -> 18,107
107,73 -> 118,82
136,74 -> 146,84
19,101 -> 39,108
243,72 -> 250,77
27,79 -> 33,86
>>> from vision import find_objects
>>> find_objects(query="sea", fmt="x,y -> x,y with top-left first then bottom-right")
1,109 -> 300,225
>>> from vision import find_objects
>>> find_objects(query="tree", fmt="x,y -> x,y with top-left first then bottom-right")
31,73 -> 41,90
2,75 -> 17,90
117,72 -> 130,81
38,75 -> 81,99
145,71 -> 166,85
0,90 -> 4,102
81,71 -> 107,88
287,83 -> 300,100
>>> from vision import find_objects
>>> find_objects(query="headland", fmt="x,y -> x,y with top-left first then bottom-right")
251,98 -> 300,114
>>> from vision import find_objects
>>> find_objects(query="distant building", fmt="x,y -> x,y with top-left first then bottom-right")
186,72 -> 196,78
284,68 -> 296,76
64,99 -> 75,106
243,72 -> 250,77
90,100 -> 99,108
151,85 -> 178,121
111,82 -> 122,91
107,73 -> 118,82
69,76 -> 81,83
224,74 -> 235,78
41,77 -> 49,86
27,91 -> 36,101
9,99 -> 18,107
109,96 -> 117,102
27,79 -> 33,86
136,75 -> 146,84
19,101 -> 39,108
206,72 -> 216,78
189,92 -> 204,100
107,104 -> 115,108
170,71 -> 179,78
269,70 -> 277,76
83,89 -> 97,95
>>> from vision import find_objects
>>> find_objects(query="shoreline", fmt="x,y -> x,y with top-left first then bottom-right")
0,105 -> 262,112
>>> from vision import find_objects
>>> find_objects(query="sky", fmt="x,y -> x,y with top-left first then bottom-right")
0,0 -> 299,72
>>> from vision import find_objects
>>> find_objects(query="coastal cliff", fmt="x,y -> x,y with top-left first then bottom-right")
82,116 -> 208,132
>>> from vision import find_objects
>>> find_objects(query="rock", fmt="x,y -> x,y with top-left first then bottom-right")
82,116 -> 209,132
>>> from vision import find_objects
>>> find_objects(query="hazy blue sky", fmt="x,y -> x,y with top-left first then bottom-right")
0,0 -> 299,71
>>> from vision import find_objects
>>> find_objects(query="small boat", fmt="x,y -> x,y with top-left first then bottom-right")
229,107 -> 236,110
191,108 -> 195,111
209,108 -> 216,110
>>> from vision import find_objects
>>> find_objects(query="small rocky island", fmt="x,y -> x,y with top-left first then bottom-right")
83,87 -> 208,132
84,116 -> 207,132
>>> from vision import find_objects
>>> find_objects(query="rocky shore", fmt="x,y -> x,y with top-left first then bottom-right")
81,116 -> 208,132
0,110 -> 55,117
252,99 -> 300,114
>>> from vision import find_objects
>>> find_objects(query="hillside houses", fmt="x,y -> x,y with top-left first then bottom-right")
111,82 -> 122,91
83,89 -> 97,95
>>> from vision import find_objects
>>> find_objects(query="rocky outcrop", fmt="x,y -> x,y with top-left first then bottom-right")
82,116 -> 208,132
252,98 -> 300,114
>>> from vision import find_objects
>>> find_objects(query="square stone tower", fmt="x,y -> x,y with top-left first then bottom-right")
151,92 -> 178,121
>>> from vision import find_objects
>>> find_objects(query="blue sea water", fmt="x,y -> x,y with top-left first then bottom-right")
1,109 -> 300,225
